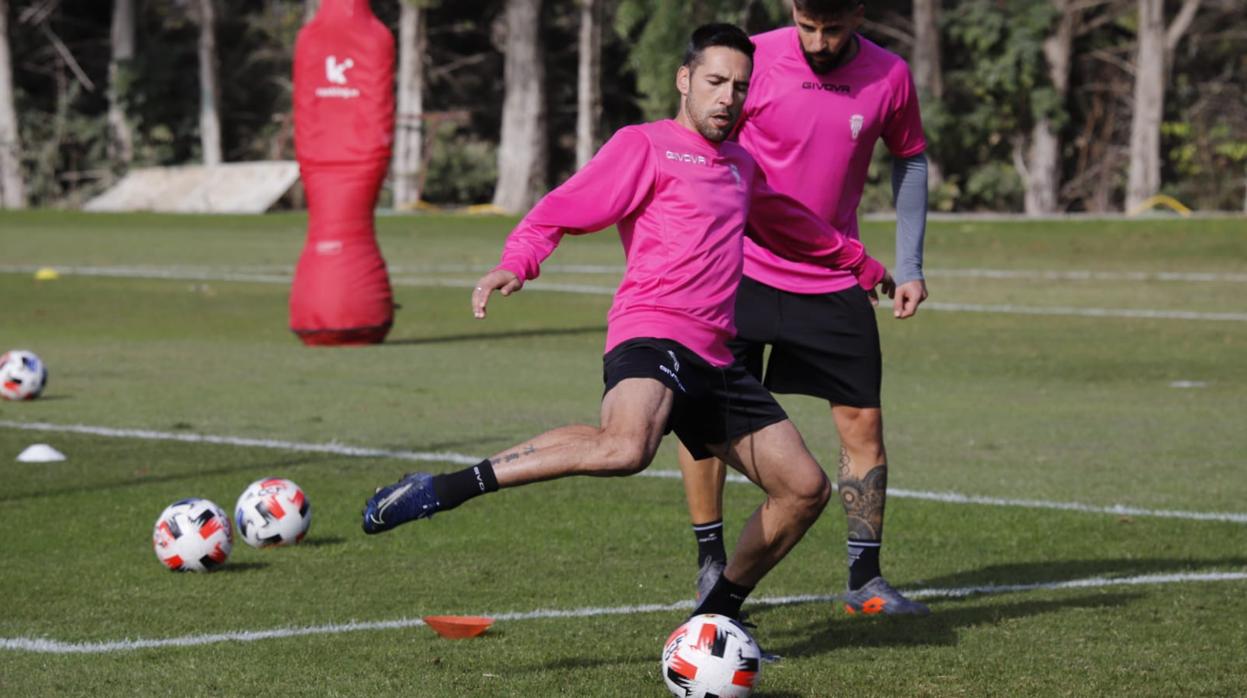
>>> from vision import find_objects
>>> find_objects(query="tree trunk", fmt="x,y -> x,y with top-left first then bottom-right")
910,0 -> 943,191
1126,0 -> 1200,211
108,0 -> 136,167
393,1 -> 426,209
1023,1 -> 1076,215
1023,119 -> 1060,214
492,0 -> 547,213
575,0 -> 602,170
0,0 -> 26,208
197,0 -> 223,166
1126,0 -> 1165,210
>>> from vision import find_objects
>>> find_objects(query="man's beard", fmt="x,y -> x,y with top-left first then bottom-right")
804,35 -> 857,74
693,109 -> 736,142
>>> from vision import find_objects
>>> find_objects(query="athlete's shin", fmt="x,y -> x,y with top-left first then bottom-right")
678,444 -> 727,524
837,449 -> 887,541
724,467 -> 831,587
837,450 -> 888,590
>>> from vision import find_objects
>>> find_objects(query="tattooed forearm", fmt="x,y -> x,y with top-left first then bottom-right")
838,463 -> 888,541
490,444 -> 537,466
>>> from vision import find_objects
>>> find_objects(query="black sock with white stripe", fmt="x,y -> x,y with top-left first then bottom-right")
847,539 -> 882,590
432,460 -> 498,510
692,519 -> 727,567
692,572 -> 754,620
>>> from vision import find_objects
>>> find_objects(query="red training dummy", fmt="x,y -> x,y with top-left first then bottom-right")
290,0 -> 395,345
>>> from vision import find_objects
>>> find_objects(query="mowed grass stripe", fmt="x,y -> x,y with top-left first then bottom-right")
4,419 -> 1246,524
5,264 -> 1247,321
5,570 -> 1245,655
7,263 -> 1247,283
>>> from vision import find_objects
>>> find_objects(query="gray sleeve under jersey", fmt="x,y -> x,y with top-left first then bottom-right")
890,153 -> 929,284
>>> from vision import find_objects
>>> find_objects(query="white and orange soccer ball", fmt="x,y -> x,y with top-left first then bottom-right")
234,477 -> 311,548
661,614 -> 762,698
152,498 -> 232,572
0,349 -> 48,401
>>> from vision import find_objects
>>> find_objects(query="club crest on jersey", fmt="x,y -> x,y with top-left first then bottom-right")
850,114 -> 864,140
666,150 -> 708,166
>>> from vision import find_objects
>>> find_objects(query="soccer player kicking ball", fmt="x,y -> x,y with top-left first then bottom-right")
362,23 -> 893,622
679,0 -> 932,616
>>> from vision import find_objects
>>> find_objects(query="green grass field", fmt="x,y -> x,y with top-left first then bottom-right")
1,211 -> 1245,696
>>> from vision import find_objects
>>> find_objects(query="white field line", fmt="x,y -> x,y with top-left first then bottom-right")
3,420 -> 1246,525
0,420 -> 481,466
920,301 -> 1247,322
2,570 -> 1244,655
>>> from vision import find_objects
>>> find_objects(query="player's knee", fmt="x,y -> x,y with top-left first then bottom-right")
596,434 -> 652,476
836,407 -> 886,463
787,469 -> 832,523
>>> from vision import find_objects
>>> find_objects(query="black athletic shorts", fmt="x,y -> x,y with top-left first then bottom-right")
602,338 -> 789,460
728,276 -> 882,408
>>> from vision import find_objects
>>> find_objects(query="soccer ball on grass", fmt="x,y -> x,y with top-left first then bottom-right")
661,613 -> 762,697
0,349 -> 48,401
234,477 -> 311,548
152,498 -> 232,572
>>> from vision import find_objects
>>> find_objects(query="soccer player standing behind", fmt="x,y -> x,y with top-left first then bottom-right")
680,0 -> 932,615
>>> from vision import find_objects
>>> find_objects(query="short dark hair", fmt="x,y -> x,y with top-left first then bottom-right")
793,0 -> 863,19
682,23 -> 755,69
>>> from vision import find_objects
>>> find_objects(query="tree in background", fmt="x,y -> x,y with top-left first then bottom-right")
1017,0 -> 1084,215
0,0 -> 25,208
195,0 -> 223,165
491,0 -> 546,212
574,0 -> 601,170
305,0 -> 320,23
613,0 -> 750,121
1125,0 -> 1201,211
1155,0 -> 1247,211
108,0 -> 136,168
393,0 -> 427,208
910,0 -> 943,192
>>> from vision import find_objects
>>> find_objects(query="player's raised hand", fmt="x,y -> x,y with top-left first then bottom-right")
892,279 -> 928,319
471,269 -> 523,319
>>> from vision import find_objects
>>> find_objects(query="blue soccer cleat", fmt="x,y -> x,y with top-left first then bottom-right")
842,577 -> 931,616
695,558 -> 725,602
362,472 -> 442,534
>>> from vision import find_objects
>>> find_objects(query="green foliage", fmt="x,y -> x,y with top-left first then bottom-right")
421,122 -> 498,204
613,0 -> 748,120
934,0 -> 1062,211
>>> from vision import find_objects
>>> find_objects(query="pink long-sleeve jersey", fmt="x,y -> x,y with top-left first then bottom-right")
737,29 -> 927,294
496,119 -> 869,367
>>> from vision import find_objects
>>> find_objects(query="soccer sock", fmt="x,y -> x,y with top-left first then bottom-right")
692,519 -> 727,566
692,572 -> 754,620
431,460 -> 498,511
847,539 -> 882,590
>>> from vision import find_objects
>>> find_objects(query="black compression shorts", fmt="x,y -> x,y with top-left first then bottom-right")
728,276 -> 882,408
602,337 -> 789,459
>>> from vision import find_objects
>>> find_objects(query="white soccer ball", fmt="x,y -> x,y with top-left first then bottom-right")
152,498 -> 233,572
234,477 -> 311,548
0,349 -> 49,401
661,614 -> 762,698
